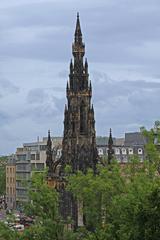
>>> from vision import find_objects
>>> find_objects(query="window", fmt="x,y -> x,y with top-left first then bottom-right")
32,163 -> 44,171
31,154 -> 35,160
36,153 -> 40,160
115,148 -> 120,155
30,146 -> 38,151
17,164 -> 30,171
80,101 -> 86,133
40,145 -> 47,151
36,163 -> 44,171
122,148 -> 127,155
17,154 -> 26,161
17,189 -> 27,196
98,148 -> 103,156
128,148 -> 133,155
16,172 -> 30,180
138,148 -> 143,155
10,168 -> 12,173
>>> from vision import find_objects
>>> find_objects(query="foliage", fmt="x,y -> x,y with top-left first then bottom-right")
67,128 -> 160,240
20,171 -> 64,240
0,222 -> 18,240
0,166 -> 6,195
0,156 -> 7,195
2,123 -> 160,239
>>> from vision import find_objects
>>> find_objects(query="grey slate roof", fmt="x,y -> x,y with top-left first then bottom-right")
124,132 -> 147,146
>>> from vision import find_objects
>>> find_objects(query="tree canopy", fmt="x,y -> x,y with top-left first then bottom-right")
1,124 -> 160,239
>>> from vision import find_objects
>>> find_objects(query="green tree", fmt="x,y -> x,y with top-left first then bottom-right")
67,161 -> 125,239
67,139 -> 160,239
0,167 -> 6,195
20,171 -> 65,240
0,156 -> 7,195
0,222 -> 18,240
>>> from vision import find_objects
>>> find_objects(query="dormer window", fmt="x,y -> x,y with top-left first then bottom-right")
128,148 -> 133,155
98,148 -> 103,156
122,148 -> 127,155
138,148 -> 143,155
115,148 -> 120,155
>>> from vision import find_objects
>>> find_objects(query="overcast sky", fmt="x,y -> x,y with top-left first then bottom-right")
1,0 -> 160,155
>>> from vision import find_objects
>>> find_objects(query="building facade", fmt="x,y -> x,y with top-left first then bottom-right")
6,138 -> 52,209
6,156 -> 16,209
97,132 -> 146,163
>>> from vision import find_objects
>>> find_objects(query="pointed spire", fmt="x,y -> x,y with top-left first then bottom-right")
89,81 -> 92,90
108,128 -> 113,145
70,59 -> 73,73
65,104 -> 67,114
91,104 -> 94,113
108,128 -> 114,165
47,130 -> 52,149
66,81 -> 69,91
72,13 -> 85,58
48,129 -> 50,139
46,130 -> 53,176
85,58 -> 88,73
75,12 -> 82,43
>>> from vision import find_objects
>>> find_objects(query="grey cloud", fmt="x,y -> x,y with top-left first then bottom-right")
26,87 -> 65,124
0,111 -> 10,126
58,70 -> 68,79
0,76 -> 19,97
27,88 -> 48,104
92,73 -> 160,135
1,0 -> 160,65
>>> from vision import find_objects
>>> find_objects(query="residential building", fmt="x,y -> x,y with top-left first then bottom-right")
15,139 -> 48,208
6,155 -> 16,209
97,132 -> 146,163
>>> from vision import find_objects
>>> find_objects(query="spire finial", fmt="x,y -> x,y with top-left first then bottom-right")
108,128 -> 114,164
48,129 -> 50,137
108,128 -> 113,145
85,58 -> 88,72
91,104 -> 94,113
47,129 -> 52,148
66,81 -> 69,91
89,80 -> 92,91
75,12 -> 82,41
110,128 -> 112,136
70,59 -> 73,72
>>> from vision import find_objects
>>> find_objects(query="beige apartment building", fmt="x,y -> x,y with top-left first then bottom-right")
6,156 -> 16,209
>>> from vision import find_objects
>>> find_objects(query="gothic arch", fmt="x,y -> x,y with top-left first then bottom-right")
80,101 -> 86,133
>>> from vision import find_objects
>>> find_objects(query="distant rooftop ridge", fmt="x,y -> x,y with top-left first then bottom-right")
124,132 -> 147,146
20,131 -> 147,149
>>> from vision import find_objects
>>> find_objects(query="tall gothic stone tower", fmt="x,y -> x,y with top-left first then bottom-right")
61,13 -> 98,174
